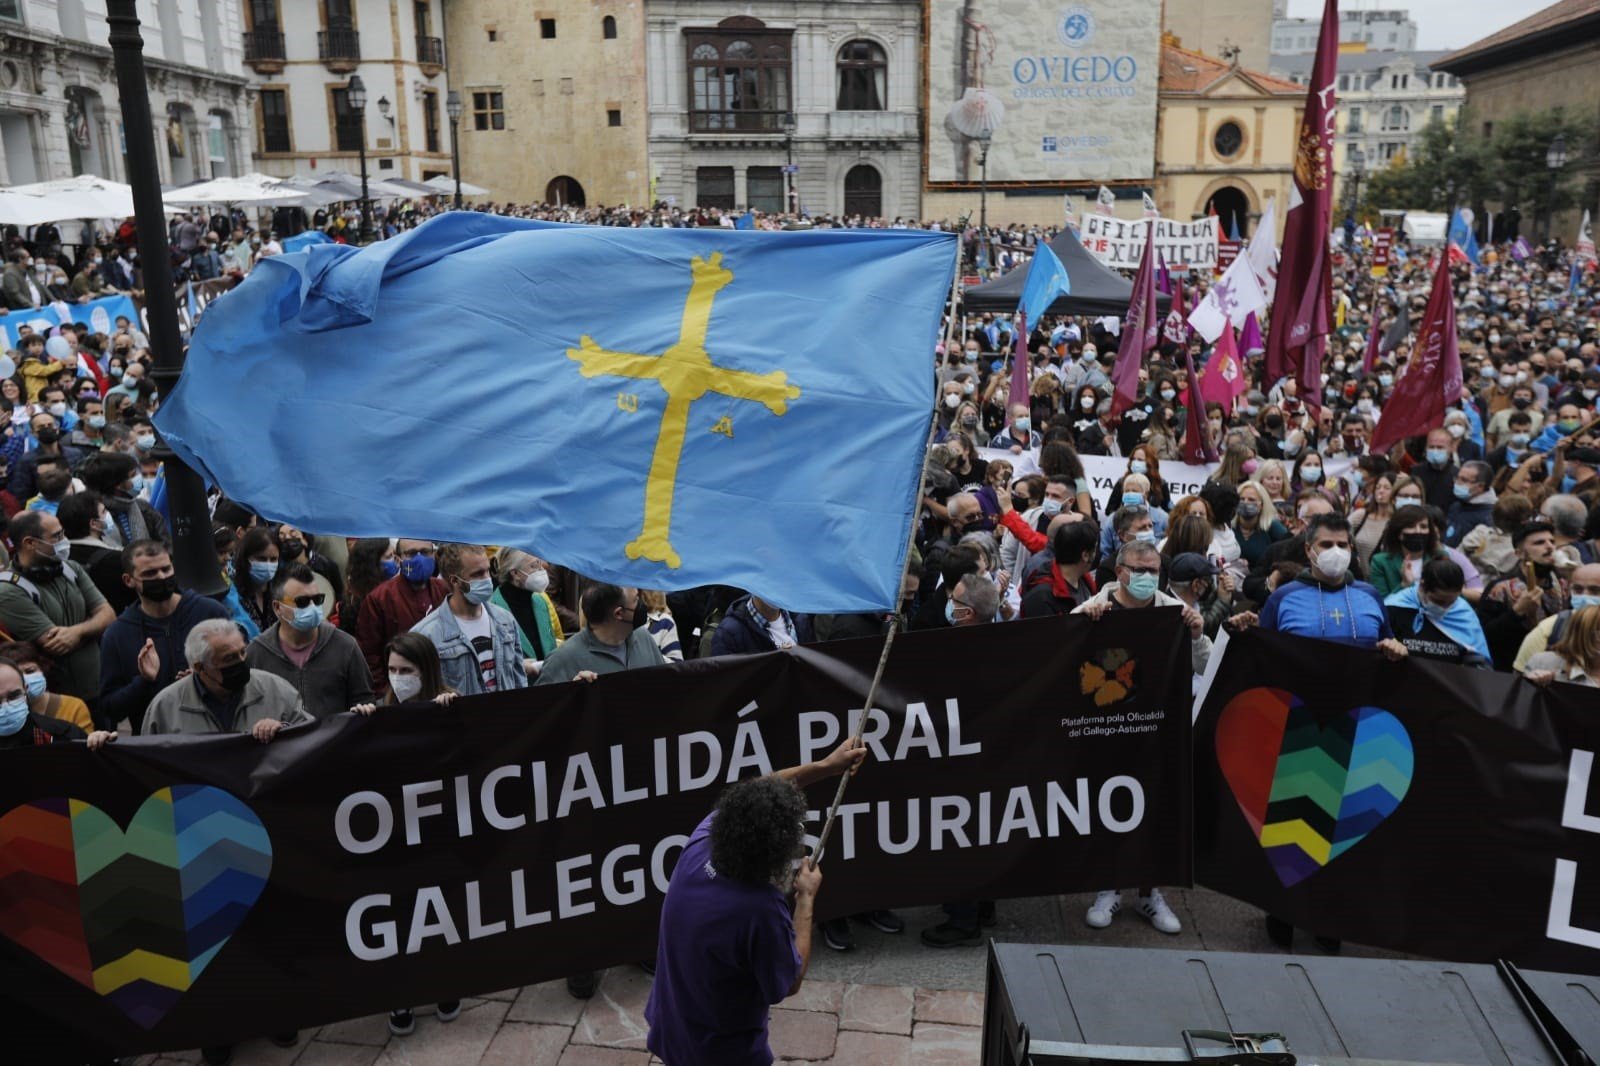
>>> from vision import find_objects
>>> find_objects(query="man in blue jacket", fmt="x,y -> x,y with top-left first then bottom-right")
98,539 -> 232,734
710,594 -> 814,655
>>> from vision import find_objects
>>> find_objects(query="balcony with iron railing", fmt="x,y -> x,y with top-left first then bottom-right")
242,28 -> 286,73
416,35 -> 444,73
318,26 -> 361,72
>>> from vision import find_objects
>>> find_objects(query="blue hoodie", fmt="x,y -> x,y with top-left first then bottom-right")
98,590 -> 233,731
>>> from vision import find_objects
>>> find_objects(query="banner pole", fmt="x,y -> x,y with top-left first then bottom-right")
812,259 -> 954,866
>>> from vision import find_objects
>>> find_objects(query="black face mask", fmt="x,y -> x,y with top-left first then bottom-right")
217,659 -> 252,692
280,539 -> 306,560
1400,532 -> 1430,553
34,426 -> 59,444
139,575 -> 180,602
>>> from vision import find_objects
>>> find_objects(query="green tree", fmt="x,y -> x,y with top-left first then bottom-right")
1356,107 -> 1593,228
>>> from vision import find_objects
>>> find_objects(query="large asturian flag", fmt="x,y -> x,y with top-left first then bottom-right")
1188,249 -> 1267,343
1370,250 -> 1462,452
1265,0 -> 1338,394
155,214 -> 958,613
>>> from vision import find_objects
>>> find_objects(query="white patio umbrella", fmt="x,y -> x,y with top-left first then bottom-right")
4,174 -> 145,220
0,187 -> 81,226
163,172 -> 313,207
423,174 -> 488,196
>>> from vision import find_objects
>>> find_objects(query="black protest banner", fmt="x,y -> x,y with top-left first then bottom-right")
1195,628 -> 1600,975
0,611 -> 1191,1060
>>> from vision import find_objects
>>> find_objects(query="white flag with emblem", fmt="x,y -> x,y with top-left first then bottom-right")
1096,186 -> 1116,215
1142,192 -> 1159,218
1246,196 -> 1280,303
1579,210 -> 1597,264
1188,249 -> 1268,343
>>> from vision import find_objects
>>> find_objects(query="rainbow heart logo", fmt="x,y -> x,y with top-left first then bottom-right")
1216,687 -> 1413,887
0,785 -> 271,1028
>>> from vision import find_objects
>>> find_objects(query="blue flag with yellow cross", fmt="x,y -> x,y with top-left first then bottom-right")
155,213 -> 957,612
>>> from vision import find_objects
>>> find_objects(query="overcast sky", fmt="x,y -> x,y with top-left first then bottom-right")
1282,0 -> 1556,51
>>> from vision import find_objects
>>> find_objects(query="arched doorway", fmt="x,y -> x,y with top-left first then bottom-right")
843,164 -> 881,218
1204,186 -> 1250,240
546,176 -> 586,207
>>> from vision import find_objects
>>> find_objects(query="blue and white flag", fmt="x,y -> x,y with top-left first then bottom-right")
155,214 -> 957,612
1448,208 -> 1480,267
0,293 -> 139,348
1017,244 -> 1071,327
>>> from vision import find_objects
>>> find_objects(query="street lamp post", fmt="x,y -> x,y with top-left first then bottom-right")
348,73 -> 372,243
446,89 -> 463,210
977,128 -> 992,234
1546,133 -> 1568,242
103,0 -> 224,596
781,111 -> 796,215
1348,145 -> 1366,218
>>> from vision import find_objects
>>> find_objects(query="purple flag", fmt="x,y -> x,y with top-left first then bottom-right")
1241,311 -> 1265,356
1184,351 -> 1220,464
1111,224 -> 1162,416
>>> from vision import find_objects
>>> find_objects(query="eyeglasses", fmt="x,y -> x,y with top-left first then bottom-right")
280,593 -> 327,609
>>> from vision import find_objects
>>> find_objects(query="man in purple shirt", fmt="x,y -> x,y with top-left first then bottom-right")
646,737 -> 866,1065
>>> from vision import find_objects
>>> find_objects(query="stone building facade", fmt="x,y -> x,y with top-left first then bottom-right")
645,1 -> 921,219
0,0 -> 252,186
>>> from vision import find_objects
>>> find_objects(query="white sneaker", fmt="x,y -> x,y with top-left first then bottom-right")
1085,890 -> 1122,929
1135,889 -> 1181,934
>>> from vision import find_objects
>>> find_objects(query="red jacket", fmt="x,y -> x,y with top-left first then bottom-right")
356,574 -> 448,689
1000,509 -> 1049,555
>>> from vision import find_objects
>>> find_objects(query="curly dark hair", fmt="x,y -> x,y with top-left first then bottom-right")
710,777 -> 807,888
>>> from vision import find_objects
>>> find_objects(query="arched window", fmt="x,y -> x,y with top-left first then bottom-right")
686,17 -> 792,132
546,175 -> 586,207
843,164 -> 882,218
602,15 -> 616,39
836,40 -> 887,111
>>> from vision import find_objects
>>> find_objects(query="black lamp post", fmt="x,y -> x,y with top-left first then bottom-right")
103,0 -> 224,596
446,89 -> 463,210
1347,145 -> 1366,217
1546,133 -> 1568,242
348,73 -> 372,243
781,110 -> 796,214
977,128 -> 992,234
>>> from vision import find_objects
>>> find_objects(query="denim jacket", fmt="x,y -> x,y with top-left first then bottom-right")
409,600 -> 528,696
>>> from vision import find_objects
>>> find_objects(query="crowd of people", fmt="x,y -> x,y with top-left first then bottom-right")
0,198 -> 1597,1063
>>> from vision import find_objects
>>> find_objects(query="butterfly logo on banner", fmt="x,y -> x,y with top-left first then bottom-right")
1214,687 -> 1414,887
0,785 -> 272,1028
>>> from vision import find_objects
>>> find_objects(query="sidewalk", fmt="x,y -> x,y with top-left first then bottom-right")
132,968 -> 981,1066
131,890 -> 1406,1066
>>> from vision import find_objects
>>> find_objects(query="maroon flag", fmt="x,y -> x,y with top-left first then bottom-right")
1370,252 -> 1461,453
1265,0 -> 1338,391
1163,276 -> 1190,346
1111,224 -> 1161,415
1183,351 -> 1220,464
1008,315 -> 1029,415
1361,308 -> 1382,375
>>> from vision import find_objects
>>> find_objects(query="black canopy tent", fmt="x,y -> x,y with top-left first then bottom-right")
961,226 -> 1171,319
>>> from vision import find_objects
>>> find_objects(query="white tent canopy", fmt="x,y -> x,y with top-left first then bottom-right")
0,175 -> 156,223
423,174 -> 488,196
164,172 -> 313,207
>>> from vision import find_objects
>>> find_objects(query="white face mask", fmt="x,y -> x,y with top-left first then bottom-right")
1313,546 -> 1351,580
388,671 -> 423,702
519,568 -> 551,594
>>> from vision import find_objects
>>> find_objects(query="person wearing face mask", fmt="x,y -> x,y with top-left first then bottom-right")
273,522 -> 343,604
8,412 -> 85,502
0,658 -> 115,752
337,537 -> 398,638
990,403 -> 1040,454
67,395 -> 108,451
1061,343 -> 1109,395
490,547 -> 566,665
56,490 -> 130,612
1233,512 -> 1406,657
78,450 -> 167,548
244,563 -> 372,718
1523,605 -> 1600,688
1096,471 -> 1169,558
1074,540 -> 1208,936
143,617 -> 307,745
1488,411 -> 1537,468
231,525 -> 283,635
1,247 -> 43,310
1368,505 -> 1446,598
1443,462 -> 1497,547
1410,428 -> 1461,512
25,455 -> 74,517
1,641 -> 95,731
410,543 -> 528,697
1530,402 -> 1587,455
0,509 -> 116,716
1381,559 -> 1491,668
97,540 -> 232,734
356,538 -> 449,693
